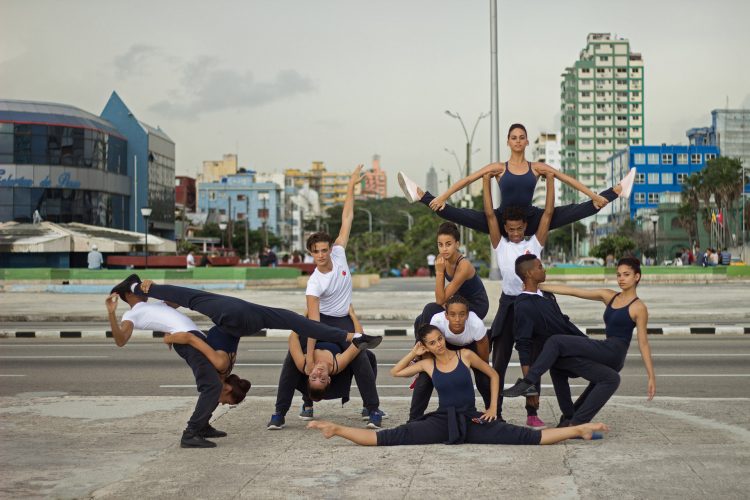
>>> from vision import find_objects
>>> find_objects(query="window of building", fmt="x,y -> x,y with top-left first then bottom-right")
599,56 -> 609,62
581,127 -> 591,133
647,153 -> 659,164
632,68 -> 641,73
648,173 -> 660,184
662,153 -> 673,165
705,153 -> 717,161
597,68 -> 606,73
662,173 -> 673,184
634,193 -> 645,203
581,91 -> 591,97
677,173 -> 689,184
210,192 -> 216,200
581,68 -> 591,73
596,115 -> 607,122
648,193 -> 660,203
691,153 -> 701,164
676,153 -> 688,165
581,103 -> 591,110
634,154 -> 646,165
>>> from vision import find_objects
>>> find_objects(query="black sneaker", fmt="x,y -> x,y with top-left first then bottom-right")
352,333 -> 383,350
556,415 -> 572,428
199,424 -> 227,438
502,378 -> 539,398
110,274 -> 142,297
180,430 -> 217,448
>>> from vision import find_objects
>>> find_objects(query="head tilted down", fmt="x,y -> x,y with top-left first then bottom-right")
502,206 -> 528,243
221,374 -> 251,405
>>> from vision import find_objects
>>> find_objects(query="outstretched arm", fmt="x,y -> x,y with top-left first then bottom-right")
163,332 -> 230,374
538,284 -> 615,305
287,331 -> 307,373
334,164 -> 365,249
105,294 -> 134,347
633,302 -> 656,400
534,163 -> 607,208
462,349 -> 499,420
429,162 -> 505,211
535,173 -> 555,246
390,343 -> 430,378
483,173 -> 502,249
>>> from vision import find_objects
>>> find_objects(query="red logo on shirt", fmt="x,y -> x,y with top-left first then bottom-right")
342,271 -> 347,276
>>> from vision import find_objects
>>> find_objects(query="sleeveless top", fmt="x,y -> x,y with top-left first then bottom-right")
444,255 -> 488,305
302,340 -> 344,374
498,161 -> 537,209
603,293 -> 639,344
432,351 -> 476,410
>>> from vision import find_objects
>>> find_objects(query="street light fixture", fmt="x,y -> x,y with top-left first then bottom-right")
398,210 -> 414,231
218,222 -> 227,252
140,207 -> 152,269
649,214 -> 659,265
444,110 -> 490,191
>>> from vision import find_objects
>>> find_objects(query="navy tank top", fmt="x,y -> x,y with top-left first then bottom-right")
432,351 -> 476,410
444,256 -> 488,304
192,326 -> 239,377
498,161 -> 537,209
603,294 -> 639,344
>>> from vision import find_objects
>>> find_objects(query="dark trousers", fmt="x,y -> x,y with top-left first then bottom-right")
490,294 -> 516,416
549,356 -> 621,424
173,343 -> 222,433
413,302 -> 445,333
527,335 -> 628,385
377,412 -> 541,446
408,341 -> 492,421
141,284 -> 349,343
420,187 -> 618,236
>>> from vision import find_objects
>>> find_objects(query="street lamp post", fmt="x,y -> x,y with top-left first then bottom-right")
140,207 -> 152,269
259,192 -> 270,248
650,214 -> 659,265
398,210 -> 414,230
219,222 -> 227,253
357,207 -> 373,233
444,110 -> 490,191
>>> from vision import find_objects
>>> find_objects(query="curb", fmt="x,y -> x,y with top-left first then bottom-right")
2,326 -> 749,339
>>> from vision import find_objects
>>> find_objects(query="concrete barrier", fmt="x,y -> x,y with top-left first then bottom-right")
351,275 -> 371,289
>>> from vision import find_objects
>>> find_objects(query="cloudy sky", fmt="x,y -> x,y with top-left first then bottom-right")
2,0 -> 748,194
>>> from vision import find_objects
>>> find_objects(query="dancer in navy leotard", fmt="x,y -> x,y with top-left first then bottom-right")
503,257 -> 656,425
307,325 -> 609,446
397,123 -> 637,236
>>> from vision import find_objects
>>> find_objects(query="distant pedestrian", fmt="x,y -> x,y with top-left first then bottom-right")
605,253 -> 615,268
680,249 -> 689,266
427,253 -> 436,277
708,248 -> 719,266
88,245 -> 104,270
186,251 -> 196,269
719,248 -> 731,266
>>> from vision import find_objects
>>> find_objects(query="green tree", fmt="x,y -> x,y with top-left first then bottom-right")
590,235 -> 636,260
547,222 -> 587,257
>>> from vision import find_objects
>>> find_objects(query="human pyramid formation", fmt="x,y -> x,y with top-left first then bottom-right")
105,123 -> 655,449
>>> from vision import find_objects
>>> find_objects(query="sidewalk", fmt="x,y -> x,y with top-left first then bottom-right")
1,395 -> 748,498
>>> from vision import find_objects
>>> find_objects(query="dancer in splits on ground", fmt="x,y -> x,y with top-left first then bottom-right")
307,324 -> 608,446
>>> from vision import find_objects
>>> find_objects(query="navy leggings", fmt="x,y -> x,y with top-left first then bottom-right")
173,343 -> 222,433
527,335 -> 628,385
420,187 -> 618,236
549,356 -> 621,424
377,412 -> 541,446
139,284 -> 349,343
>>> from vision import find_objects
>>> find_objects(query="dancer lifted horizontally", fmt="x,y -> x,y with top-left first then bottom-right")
397,123 -> 636,236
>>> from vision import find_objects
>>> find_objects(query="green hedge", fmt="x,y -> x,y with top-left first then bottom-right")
0,267 -> 301,281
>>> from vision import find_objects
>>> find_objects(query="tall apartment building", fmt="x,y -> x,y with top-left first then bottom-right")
425,164 -> 438,194
560,33 -> 644,205
530,132 -> 562,208
197,154 -> 238,184
360,154 -> 388,200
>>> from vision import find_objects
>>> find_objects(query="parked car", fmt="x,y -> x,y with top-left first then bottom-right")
574,257 -> 604,267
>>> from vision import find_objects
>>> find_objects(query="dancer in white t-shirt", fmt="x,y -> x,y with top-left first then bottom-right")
482,171 -> 555,429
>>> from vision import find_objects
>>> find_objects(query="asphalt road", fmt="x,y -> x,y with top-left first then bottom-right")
1,335 -> 748,401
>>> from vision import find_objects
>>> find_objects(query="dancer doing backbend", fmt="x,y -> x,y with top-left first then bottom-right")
268,306 -> 381,430
409,294 -> 490,421
416,221 -> 490,323
397,123 -> 636,237
298,164 -> 385,427
307,324 -> 608,446
106,280 -> 251,449
504,257 -> 656,426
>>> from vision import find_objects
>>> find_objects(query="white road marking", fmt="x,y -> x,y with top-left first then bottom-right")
160,383 -> 581,389
0,374 -> 26,377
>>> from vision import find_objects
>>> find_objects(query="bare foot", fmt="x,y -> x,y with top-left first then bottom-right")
140,279 -> 154,293
577,422 -> 609,440
613,184 -> 622,195
417,187 -> 424,198
307,420 -> 338,439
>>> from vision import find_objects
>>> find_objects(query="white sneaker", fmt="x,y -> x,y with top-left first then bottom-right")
619,167 -> 637,199
397,172 -> 420,203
